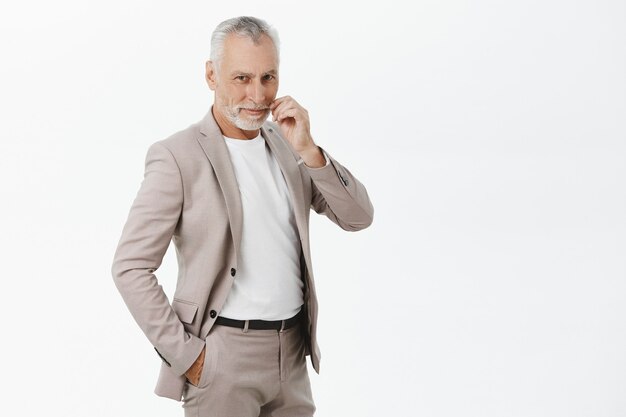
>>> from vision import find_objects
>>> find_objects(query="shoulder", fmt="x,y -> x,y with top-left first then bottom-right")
149,120 -> 203,156
152,123 -> 201,152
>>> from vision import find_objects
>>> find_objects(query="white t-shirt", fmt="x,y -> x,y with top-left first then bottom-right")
219,133 -> 304,320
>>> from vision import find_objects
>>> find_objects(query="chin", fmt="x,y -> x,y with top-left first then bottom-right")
234,114 -> 269,131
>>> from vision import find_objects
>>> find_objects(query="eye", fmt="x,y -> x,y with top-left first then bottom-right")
235,75 -> 249,82
262,74 -> 276,82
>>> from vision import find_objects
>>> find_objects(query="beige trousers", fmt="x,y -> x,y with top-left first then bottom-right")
181,322 -> 315,417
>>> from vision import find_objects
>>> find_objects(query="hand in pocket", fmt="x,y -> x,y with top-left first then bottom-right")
184,346 -> 206,386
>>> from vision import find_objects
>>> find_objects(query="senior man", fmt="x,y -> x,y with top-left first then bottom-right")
112,16 -> 373,416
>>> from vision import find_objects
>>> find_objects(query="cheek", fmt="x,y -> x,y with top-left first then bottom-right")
268,84 -> 279,98
223,86 -> 247,104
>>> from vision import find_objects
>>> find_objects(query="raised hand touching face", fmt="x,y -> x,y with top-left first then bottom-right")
270,96 -> 326,168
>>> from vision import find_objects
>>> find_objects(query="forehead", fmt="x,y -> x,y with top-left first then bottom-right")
221,33 -> 279,73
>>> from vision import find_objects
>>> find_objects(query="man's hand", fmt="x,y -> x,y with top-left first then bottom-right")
184,346 -> 206,386
270,96 -> 326,168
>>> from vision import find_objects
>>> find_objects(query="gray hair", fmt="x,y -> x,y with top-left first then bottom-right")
210,16 -> 280,71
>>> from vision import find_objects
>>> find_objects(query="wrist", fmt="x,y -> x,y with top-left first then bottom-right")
299,145 -> 325,168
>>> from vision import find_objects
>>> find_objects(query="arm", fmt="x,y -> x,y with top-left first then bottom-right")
111,142 -> 205,377
270,96 -> 374,231
307,149 -> 374,231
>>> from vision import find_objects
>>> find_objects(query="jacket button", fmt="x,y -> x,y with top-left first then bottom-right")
209,310 -> 217,318
230,268 -> 236,277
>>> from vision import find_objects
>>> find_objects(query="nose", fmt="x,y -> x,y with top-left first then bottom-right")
247,79 -> 266,104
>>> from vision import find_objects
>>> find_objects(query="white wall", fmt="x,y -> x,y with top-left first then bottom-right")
1,0 -> 624,416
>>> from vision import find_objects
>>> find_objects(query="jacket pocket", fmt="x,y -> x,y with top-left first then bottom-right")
172,299 -> 199,324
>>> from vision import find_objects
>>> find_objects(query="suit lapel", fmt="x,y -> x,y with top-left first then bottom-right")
194,109 -> 308,255
196,109 -> 243,256
261,125 -> 308,244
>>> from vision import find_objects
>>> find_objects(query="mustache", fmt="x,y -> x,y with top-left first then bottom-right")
237,105 -> 270,111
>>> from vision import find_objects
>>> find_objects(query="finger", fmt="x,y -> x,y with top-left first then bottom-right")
270,97 -> 282,110
275,108 -> 300,123
272,102 -> 301,122
271,99 -> 296,116
273,107 -> 294,122
270,95 -> 291,110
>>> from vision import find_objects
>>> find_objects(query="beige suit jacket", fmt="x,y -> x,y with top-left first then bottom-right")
111,108 -> 374,401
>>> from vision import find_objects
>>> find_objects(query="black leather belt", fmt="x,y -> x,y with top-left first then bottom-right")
215,309 -> 303,331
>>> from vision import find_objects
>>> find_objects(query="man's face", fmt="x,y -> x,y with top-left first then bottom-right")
206,34 -> 279,134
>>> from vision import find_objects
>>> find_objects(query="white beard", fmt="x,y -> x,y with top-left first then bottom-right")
231,110 -> 269,130
223,105 -> 270,131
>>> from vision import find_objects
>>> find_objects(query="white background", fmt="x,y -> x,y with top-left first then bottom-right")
1,0 -> 624,416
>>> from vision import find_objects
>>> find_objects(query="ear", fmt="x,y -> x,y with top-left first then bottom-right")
205,60 -> 217,90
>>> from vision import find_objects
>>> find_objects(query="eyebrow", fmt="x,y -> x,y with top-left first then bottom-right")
230,69 -> 278,77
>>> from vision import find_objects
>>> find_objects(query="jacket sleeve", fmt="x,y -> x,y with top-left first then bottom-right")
111,142 -> 205,376
306,147 -> 374,231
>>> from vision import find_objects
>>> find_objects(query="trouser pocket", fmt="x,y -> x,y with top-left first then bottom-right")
196,331 -> 219,388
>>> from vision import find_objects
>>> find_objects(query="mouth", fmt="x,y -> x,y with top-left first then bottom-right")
240,108 -> 269,117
